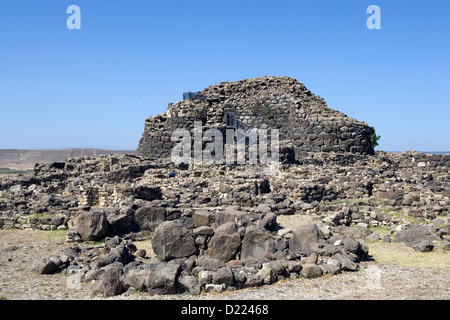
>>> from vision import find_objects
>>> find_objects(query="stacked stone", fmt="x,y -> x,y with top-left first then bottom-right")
1,149 -> 449,297
138,76 -> 375,159
1,151 -> 449,233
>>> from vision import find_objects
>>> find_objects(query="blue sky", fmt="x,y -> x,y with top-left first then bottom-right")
0,0 -> 449,151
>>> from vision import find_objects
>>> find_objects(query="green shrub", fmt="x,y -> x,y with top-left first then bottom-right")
265,107 -> 275,120
370,126 -> 381,149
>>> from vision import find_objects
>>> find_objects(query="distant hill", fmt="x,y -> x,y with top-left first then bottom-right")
0,148 -> 137,170
422,151 -> 450,155
389,151 -> 450,155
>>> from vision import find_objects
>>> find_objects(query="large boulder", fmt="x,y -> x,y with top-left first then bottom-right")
98,243 -> 134,266
241,226 -> 275,261
146,262 -> 181,295
75,209 -> 109,241
100,264 -> 124,297
192,209 -> 215,227
343,237 -> 369,261
257,212 -> 277,231
300,263 -> 323,279
215,207 -> 241,227
289,224 -> 323,255
134,206 -> 180,232
178,273 -> 201,295
205,222 -> 241,262
413,239 -> 435,252
151,220 -> 198,261
107,213 -> 136,236
333,253 -> 359,271
212,267 -> 235,287
121,269 -> 151,292
32,257 -> 61,274
334,225 -> 372,240
394,223 -> 441,247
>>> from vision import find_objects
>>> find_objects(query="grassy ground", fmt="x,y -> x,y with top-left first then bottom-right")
133,239 -> 156,258
0,168 -> 32,175
276,207 -> 449,273
367,241 -> 449,271
43,229 -> 69,243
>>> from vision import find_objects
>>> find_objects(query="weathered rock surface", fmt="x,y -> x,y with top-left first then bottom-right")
300,263 -> 323,279
394,224 -> 442,248
206,222 -> 241,262
151,220 -> 198,261
101,264 -> 124,297
146,262 -> 181,295
289,224 -> 323,255
138,76 -> 376,158
241,226 -> 275,261
75,209 -> 108,241
134,206 -> 168,232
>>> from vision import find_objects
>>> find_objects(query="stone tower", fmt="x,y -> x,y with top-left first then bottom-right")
137,76 -> 376,161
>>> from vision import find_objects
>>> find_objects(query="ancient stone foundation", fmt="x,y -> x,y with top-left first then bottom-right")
1,151 -> 449,297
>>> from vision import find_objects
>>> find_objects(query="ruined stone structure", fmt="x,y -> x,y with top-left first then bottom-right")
1,76 -> 449,299
138,76 -> 376,160
1,150 -> 449,297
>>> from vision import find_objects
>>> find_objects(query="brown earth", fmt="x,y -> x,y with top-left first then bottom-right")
0,225 -> 448,300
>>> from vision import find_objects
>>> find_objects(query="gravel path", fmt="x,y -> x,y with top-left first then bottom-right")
0,229 -> 448,300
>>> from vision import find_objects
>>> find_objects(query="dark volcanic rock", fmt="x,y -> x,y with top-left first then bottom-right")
75,209 -> 109,241
334,225 -> 372,240
241,226 -> 275,261
413,239 -> 435,252
394,224 -> 442,248
146,262 -> 181,295
151,220 -> 198,261
32,258 -> 60,274
107,213 -> 136,235
289,224 -> 323,255
134,206 -> 180,232
101,264 -> 124,297
300,263 -> 323,279
206,222 -> 241,262
133,186 -> 162,201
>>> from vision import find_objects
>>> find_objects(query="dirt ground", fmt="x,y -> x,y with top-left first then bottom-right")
0,225 -> 448,300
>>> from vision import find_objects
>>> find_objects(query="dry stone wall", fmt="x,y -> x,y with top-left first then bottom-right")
1,150 -> 449,297
138,76 -> 375,160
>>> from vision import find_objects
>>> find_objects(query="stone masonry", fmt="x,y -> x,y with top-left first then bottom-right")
137,76 -> 376,160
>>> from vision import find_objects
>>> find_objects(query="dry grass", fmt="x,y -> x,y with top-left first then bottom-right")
1,226 -> 449,300
133,239 -> 157,259
44,229 -> 69,243
276,214 -> 315,230
368,241 -> 450,271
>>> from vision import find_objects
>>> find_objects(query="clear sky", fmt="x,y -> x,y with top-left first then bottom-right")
0,0 -> 449,151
